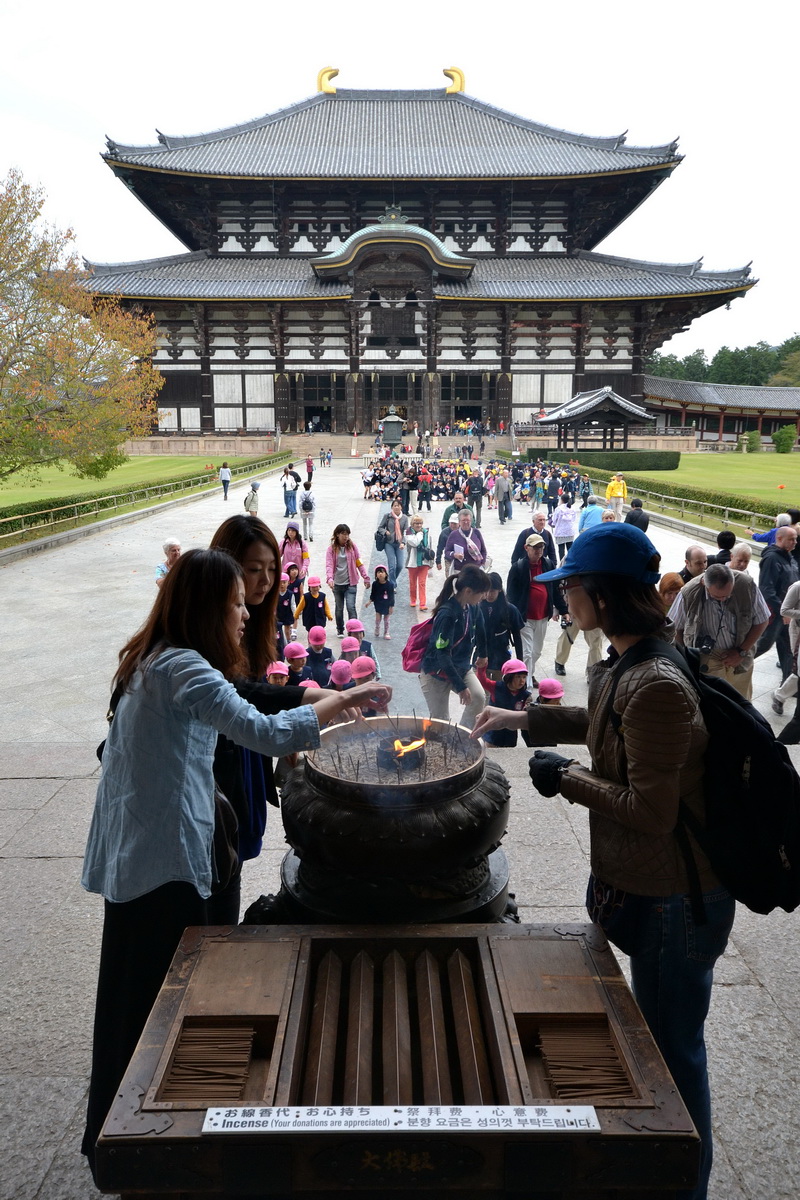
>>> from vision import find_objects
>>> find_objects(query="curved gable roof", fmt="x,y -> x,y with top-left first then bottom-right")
104,89 -> 680,180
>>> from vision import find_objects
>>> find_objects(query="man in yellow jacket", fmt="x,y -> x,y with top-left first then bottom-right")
605,473 -> 627,521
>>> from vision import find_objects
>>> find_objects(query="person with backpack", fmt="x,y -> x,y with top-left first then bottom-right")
243,480 -> 260,516
299,482 -> 316,542
419,563 -> 490,729
472,523 -> 735,1200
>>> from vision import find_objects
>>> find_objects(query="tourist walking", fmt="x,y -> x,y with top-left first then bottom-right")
325,524 -> 371,635
549,497 -> 578,562
405,514 -> 432,610
299,481 -> 316,541
154,539 -> 181,588
218,462 -> 232,500
281,467 -> 300,517
506,533 -> 565,688
243,480 -> 260,516
377,498 -> 409,586
604,473 -> 627,520
279,522 -> 310,589
494,469 -> 513,524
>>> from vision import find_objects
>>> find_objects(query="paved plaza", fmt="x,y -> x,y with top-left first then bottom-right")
0,455 -> 797,1198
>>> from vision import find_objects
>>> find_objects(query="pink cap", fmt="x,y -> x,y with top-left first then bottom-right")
307,626 -> 327,645
501,658 -> 528,677
345,619 -> 365,633
266,661 -> 289,677
299,679 -> 321,689
340,637 -> 360,653
351,655 -> 376,680
280,573 -> 290,582
307,576 -> 321,587
538,677 -> 564,700
284,643 -> 308,661
330,661 -> 353,685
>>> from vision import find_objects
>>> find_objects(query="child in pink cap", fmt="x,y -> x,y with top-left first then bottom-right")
351,656 -> 379,716
276,573 -> 296,646
536,678 -> 564,706
339,636 -> 361,664
475,658 -> 531,747
283,641 -> 312,685
329,660 -> 354,691
266,660 -> 290,687
345,618 -> 381,679
294,575 -> 332,635
306,625 -> 333,687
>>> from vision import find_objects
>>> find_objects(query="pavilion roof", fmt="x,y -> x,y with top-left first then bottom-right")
84,250 -> 753,304
104,89 -> 680,180
538,386 -> 653,424
642,375 -> 800,413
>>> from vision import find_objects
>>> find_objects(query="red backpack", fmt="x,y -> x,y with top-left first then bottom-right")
401,618 -> 433,673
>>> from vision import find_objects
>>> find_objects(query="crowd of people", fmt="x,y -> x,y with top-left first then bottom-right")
88,450 -> 798,1200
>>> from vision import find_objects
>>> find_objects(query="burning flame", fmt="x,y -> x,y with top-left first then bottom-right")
393,737 -> 426,757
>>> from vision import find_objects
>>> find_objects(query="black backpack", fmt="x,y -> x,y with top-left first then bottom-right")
301,493 -> 313,512
608,638 -> 800,919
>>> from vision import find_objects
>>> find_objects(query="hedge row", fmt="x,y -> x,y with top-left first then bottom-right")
0,453 -> 290,532
526,449 -> 680,471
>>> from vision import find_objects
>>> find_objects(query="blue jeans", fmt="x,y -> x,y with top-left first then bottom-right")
384,540 -> 404,586
332,584 -> 357,634
284,490 -> 297,516
588,877 -> 735,1200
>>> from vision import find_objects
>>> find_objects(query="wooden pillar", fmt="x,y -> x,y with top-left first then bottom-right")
295,373 -> 304,434
757,412 -> 764,434
194,304 -> 214,433
496,373 -> 512,428
274,373 -> 291,431
422,373 -> 441,431
346,373 -> 364,434
717,410 -> 725,442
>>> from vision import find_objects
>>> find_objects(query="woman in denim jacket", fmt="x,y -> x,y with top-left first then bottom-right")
81,550 -> 389,1180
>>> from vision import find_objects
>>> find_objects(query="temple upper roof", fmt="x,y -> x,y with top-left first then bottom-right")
84,249 -> 753,304
104,89 -> 680,180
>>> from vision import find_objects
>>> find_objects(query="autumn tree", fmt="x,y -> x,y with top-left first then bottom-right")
0,169 -> 163,483
768,351 -> 800,388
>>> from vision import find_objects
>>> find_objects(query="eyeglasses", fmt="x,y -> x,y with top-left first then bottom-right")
559,579 -> 583,597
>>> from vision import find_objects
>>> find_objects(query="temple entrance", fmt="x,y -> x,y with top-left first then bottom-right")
293,373 -> 344,433
454,404 -> 482,424
441,373 -> 492,428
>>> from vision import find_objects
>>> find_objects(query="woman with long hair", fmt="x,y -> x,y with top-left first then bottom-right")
419,562 -> 491,728
377,497 -> 409,586
325,523 -> 370,636
81,549 -> 389,1180
473,524 -> 733,1200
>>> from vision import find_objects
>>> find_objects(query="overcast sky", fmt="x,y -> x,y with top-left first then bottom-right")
2,0 -> 797,360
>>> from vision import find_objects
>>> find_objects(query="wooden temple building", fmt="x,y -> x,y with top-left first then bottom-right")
88,68 -> 755,437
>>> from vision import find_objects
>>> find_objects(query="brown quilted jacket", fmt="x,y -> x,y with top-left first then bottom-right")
528,651 -> 719,895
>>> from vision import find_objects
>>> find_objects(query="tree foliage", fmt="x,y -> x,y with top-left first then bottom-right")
771,425 -> 797,454
768,350 -> 800,388
646,335 -> 800,388
0,169 -> 162,483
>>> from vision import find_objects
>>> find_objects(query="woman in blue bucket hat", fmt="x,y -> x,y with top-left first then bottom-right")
473,523 -> 734,1200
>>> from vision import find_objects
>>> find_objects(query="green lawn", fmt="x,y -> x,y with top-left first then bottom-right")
626,453 -> 800,507
0,458 -> 257,508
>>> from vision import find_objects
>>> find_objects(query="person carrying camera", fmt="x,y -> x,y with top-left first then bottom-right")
667,562 -> 769,700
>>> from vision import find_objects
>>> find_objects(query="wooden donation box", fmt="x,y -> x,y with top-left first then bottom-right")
97,924 -> 699,1199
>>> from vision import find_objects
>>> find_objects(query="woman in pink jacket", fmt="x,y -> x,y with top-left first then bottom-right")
325,523 -> 370,635
279,522 -> 310,590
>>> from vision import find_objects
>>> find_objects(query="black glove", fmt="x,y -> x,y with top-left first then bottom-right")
528,750 -> 572,798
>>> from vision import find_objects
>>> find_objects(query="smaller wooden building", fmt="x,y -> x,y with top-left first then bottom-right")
534,386 -> 655,451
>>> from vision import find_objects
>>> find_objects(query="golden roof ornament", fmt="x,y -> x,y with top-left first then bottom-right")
443,67 -> 465,94
317,67 -> 339,94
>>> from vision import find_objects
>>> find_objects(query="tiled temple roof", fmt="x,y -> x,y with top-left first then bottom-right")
643,375 -> 800,413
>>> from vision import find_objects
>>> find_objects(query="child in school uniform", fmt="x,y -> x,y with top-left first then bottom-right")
306,626 -> 333,687
345,618 -> 381,680
294,575 -> 333,634
476,658 -> 532,748
285,564 -> 303,612
534,678 -> 564,707
265,660 -> 290,687
276,573 -> 296,645
365,565 -> 395,640
283,642 -> 313,685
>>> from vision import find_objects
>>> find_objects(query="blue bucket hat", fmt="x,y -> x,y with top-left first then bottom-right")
537,523 -> 661,585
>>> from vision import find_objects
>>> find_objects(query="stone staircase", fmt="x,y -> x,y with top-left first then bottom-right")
282,432 -> 514,462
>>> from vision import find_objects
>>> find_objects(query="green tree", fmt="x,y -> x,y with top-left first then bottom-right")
768,350 -> 800,388
0,169 -> 163,483
706,342 -> 779,386
745,429 -> 762,452
644,352 -> 684,378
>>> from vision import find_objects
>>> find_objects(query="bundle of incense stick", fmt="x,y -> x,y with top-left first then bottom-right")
537,1019 -> 633,1101
161,1025 -> 255,1100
